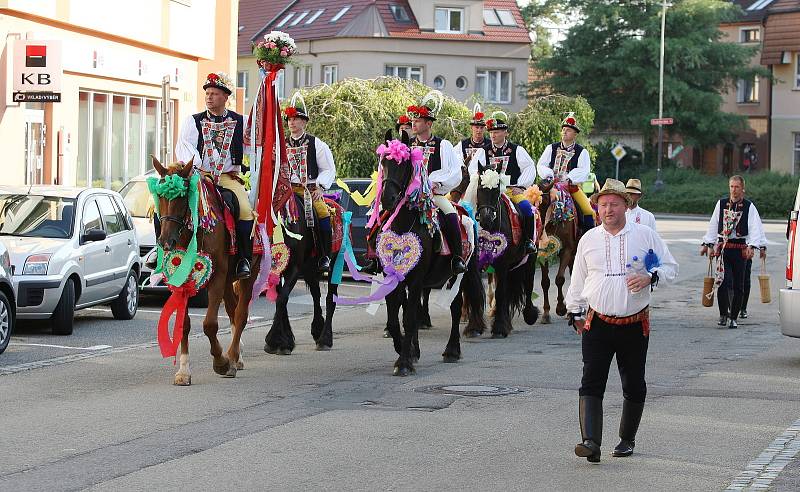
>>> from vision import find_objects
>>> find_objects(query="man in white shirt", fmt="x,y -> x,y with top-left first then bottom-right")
701,175 -> 765,327
624,178 -> 657,231
566,178 -> 678,463
450,108 -> 490,203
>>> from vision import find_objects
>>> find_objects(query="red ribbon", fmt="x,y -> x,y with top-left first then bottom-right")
157,283 -> 197,360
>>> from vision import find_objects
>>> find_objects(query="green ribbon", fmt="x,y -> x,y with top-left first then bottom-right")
147,173 -> 201,286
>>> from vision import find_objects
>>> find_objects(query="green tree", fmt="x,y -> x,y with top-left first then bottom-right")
519,0 -> 565,60
533,0 -> 768,147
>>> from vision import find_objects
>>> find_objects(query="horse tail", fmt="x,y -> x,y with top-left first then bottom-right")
461,252 -> 486,335
507,259 -> 529,319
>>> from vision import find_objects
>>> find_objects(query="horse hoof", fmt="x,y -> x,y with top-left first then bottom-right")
383,330 -> 391,339
442,354 -> 460,363
556,305 -> 567,317
235,360 -> 244,370
524,306 -> 540,325
173,374 -> 191,386
316,344 -> 332,351
490,332 -> 507,339
541,314 -> 552,325
213,360 -> 231,376
278,348 -> 293,356
464,330 -> 481,339
222,366 -> 237,378
393,366 -> 415,377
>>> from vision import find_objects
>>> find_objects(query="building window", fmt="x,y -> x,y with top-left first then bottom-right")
476,69 -> 512,104
276,70 -> 286,99
291,11 -> 309,26
433,75 -> 445,90
737,76 -> 759,103
740,28 -> 760,43
456,76 -> 468,90
435,7 -> 464,33
305,65 -> 312,86
331,6 -> 350,22
796,54 -> 800,89
323,64 -> 338,84
385,65 -> 423,82
293,66 -> 301,89
794,133 -> 800,176
237,70 -> 249,101
306,9 -> 324,25
390,4 -> 411,22
276,12 -> 295,28
483,8 -> 516,27
77,91 -> 172,189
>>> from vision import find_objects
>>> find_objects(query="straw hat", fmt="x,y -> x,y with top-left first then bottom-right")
625,178 -> 643,195
591,178 -> 633,207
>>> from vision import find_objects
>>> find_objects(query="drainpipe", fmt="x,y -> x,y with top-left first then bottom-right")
768,64 -> 773,172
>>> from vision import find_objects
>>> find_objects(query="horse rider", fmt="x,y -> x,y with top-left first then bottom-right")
467,114 -> 538,255
164,72 -> 253,279
408,96 -> 466,275
624,178 -> 657,231
450,105 -> 491,203
395,114 -> 413,136
536,113 -> 596,235
567,178 -> 678,463
284,96 -> 337,272
701,175 -> 765,329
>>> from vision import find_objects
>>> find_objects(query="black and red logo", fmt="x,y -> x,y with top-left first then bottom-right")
25,45 -> 47,67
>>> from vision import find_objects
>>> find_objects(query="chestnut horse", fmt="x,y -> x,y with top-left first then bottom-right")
152,158 -> 259,385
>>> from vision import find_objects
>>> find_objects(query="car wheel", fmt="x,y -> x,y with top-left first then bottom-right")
51,278 -> 75,336
111,270 -> 139,320
0,291 -> 13,354
188,286 -> 209,309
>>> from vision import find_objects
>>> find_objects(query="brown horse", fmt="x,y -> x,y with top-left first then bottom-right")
152,157 -> 259,385
537,182 -> 579,324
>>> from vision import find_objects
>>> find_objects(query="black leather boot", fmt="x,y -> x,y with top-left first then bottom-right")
442,213 -> 466,275
523,214 -> 537,255
235,220 -> 253,280
318,228 -> 332,273
612,400 -> 645,457
575,396 -> 603,463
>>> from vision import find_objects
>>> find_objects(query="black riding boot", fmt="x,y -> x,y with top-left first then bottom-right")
575,396 -> 603,463
523,214 -> 537,255
318,226 -> 333,273
442,213 -> 466,275
612,400 -> 645,457
235,220 -> 253,280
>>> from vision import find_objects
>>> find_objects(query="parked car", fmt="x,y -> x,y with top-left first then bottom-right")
0,240 -> 16,354
780,178 -> 800,338
0,186 -> 140,335
120,172 -> 208,308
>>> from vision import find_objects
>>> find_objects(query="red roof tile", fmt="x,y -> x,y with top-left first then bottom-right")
238,0 -> 294,55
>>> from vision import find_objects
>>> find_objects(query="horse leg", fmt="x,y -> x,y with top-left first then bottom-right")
487,272 -> 497,318
305,266 -> 325,345
395,283 -> 421,376
318,279 -> 336,351
540,263 -> 552,324
442,289 -> 462,362
491,269 -> 510,338
555,252 -> 570,317
385,289 -> 404,354
174,311 -> 192,386
419,288 -> 432,329
222,283 -> 244,371
264,265 -> 299,355
203,272 -> 230,376
462,253 -> 487,338
523,256 -> 540,325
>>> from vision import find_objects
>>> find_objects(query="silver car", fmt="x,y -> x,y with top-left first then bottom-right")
0,240 -> 16,354
780,178 -> 800,338
0,186 -> 141,335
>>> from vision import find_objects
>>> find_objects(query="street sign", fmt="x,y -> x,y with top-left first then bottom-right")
650,117 -> 673,125
13,40 -> 62,102
611,143 -> 627,160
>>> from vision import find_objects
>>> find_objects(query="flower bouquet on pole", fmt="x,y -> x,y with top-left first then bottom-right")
246,31 -> 296,305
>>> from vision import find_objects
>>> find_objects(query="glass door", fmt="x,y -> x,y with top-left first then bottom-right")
24,109 -> 45,185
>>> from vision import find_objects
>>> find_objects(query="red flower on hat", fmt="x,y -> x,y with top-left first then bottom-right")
474,112 -> 485,120
417,106 -> 430,117
285,107 -> 299,118
407,105 -> 418,113
207,73 -> 219,82
565,117 -> 576,125
397,115 -> 410,124
486,119 -> 495,129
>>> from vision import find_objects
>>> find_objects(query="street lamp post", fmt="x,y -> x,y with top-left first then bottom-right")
654,0 -> 667,191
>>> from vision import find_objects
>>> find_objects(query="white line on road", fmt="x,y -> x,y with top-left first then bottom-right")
85,307 -> 264,321
13,343 -> 113,351
726,417 -> 800,490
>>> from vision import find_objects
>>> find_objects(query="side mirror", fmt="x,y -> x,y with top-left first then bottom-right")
81,229 -> 107,243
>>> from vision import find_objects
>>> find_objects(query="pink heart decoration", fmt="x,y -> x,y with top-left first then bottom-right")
377,231 -> 422,277
478,230 -> 508,269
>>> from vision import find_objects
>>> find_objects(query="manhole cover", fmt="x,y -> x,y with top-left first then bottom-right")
415,384 -> 525,397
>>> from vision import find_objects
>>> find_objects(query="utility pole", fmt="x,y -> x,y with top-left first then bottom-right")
654,0 -> 667,191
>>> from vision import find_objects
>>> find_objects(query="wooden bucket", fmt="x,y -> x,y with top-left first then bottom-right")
702,257 -> 715,307
759,257 -> 771,304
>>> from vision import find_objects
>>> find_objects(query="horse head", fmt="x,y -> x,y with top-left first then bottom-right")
476,164 -> 503,230
379,129 -> 414,213
151,156 -> 194,252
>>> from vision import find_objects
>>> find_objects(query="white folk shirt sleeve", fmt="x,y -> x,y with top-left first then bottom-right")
565,223 -> 678,317
567,148 -> 591,183
467,148 -> 486,176
453,141 -> 464,166
429,139 -> 461,195
626,207 -> 657,231
515,146 -> 537,187
313,138 -> 336,190
537,145 -> 554,181
746,203 -> 765,248
702,200 -> 721,244
175,115 -> 202,168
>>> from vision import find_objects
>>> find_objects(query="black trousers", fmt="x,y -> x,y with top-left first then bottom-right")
741,259 -> 753,311
718,248 -> 746,320
579,316 -> 649,404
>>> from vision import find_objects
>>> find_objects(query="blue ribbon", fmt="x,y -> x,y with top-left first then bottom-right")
332,211 -> 361,285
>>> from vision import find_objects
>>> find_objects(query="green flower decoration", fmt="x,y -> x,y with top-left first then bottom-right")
242,171 -> 252,191
150,174 -> 188,201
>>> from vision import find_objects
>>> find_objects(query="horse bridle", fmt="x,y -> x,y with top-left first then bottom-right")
477,176 -> 504,232
158,176 -> 193,237
381,158 -> 413,213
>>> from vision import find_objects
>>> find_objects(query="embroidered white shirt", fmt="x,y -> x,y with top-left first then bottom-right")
454,140 -> 487,170
536,144 -> 591,184
626,206 -> 657,231
176,115 -> 239,174
421,138 -> 462,195
467,144 -> 538,187
287,135 -> 336,190
702,199 -> 765,247
566,222 -> 678,317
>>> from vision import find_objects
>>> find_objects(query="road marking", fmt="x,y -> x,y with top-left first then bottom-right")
14,343 -> 113,351
726,417 -> 800,490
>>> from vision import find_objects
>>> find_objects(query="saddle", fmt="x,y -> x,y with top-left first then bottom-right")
285,192 -> 345,254
499,193 -> 523,246
435,204 -> 473,260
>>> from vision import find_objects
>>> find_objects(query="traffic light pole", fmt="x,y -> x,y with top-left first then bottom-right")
654,0 -> 667,191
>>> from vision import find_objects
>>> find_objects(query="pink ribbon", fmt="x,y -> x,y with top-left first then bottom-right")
249,224 -> 272,307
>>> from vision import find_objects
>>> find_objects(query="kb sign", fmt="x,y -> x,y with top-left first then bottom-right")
13,40 -> 62,103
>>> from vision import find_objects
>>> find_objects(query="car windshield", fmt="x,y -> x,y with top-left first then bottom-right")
120,180 -> 155,218
0,194 -> 76,239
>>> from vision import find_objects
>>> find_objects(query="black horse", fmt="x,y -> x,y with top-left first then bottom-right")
264,195 -> 340,355
379,129 -> 485,376
475,166 -> 539,337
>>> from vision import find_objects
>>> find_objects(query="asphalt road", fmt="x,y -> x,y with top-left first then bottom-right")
1,217 -> 799,491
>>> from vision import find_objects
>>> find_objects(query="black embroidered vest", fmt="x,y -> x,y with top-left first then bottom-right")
411,136 -> 443,174
717,197 -> 751,238
192,110 -> 244,169
459,137 -> 491,162
548,142 -> 584,172
287,133 -> 319,179
486,141 -> 521,185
